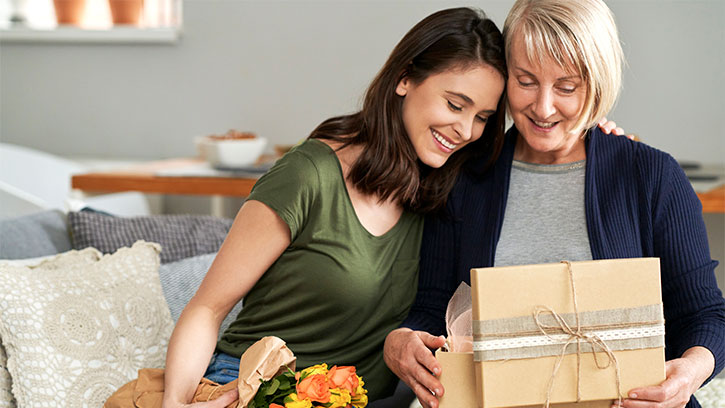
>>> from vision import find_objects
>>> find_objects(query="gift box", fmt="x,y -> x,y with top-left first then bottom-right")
471,258 -> 666,408
436,348 -> 479,408
436,283 -> 479,408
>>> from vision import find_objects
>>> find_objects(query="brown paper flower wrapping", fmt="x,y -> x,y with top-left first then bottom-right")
103,336 -> 296,408
235,336 -> 296,407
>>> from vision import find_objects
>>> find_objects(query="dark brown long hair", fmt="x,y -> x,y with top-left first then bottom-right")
310,7 -> 507,213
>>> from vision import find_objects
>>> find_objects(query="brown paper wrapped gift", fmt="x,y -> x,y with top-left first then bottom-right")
471,258 -> 666,408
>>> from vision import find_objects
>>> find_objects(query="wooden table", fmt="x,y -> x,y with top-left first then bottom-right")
71,158 -> 269,216
699,184 -> 725,214
71,158 -> 725,214
71,158 -> 260,198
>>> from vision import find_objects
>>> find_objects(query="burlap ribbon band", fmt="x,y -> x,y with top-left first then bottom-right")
473,303 -> 664,361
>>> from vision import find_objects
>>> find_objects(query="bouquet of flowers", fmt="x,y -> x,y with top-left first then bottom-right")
248,363 -> 368,408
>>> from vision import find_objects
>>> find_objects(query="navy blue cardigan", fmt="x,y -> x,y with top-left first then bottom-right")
402,127 -> 725,402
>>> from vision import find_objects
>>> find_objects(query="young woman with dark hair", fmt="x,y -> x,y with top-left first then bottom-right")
160,7 -> 508,407
310,7 -> 508,214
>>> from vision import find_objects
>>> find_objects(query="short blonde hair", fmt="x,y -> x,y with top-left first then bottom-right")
503,0 -> 624,133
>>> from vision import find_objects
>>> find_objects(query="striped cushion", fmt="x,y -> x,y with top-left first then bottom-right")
68,210 -> 232,263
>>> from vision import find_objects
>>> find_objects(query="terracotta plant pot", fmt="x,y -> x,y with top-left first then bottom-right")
53,0 -> 85,25
108,0 -> 144,25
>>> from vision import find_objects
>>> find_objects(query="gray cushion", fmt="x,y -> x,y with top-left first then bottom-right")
158,252 -> 243,336
0,210 -> 71,259
68,211 -> 233,263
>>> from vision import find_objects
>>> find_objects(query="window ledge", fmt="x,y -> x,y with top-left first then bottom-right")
0,26 -> 180,44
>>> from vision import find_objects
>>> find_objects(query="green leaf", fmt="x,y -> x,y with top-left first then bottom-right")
270,393 -> 287,404
248,370 -> 298,408
278,374 -> 293,390
266,378 -> 280,395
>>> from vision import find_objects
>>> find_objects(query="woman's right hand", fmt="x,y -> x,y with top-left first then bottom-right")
163,389 -> 239,408
383,328 -> 446,408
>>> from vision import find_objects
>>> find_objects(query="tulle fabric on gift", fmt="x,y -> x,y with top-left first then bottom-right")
444,282 -> 473,353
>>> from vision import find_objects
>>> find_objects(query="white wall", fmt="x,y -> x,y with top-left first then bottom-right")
2,0 -> 723,165
609,0 -> 724,165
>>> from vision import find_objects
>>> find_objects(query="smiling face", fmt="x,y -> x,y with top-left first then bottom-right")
507,32 -> 588,164
395,64 -> 505,169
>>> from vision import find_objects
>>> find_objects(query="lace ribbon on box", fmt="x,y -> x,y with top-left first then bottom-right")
444,282 -> 473,353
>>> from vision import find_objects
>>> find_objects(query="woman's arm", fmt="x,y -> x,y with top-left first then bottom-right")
622,153 -> 725,408
653,156 -> 725,380
162,200 -> 291,408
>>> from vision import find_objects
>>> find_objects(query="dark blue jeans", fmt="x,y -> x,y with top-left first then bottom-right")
204,352 -> 240,385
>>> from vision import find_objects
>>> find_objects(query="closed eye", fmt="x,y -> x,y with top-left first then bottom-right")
447,101 -> 462,111
476,115 -> 488,123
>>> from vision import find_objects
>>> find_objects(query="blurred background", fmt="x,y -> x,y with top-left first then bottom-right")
2,0 -> 722,163
1,0 -> 723,288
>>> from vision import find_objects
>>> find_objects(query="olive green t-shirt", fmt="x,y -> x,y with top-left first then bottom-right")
216,139 -> 423,400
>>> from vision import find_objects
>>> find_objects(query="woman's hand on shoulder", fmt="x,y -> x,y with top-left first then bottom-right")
597,117 -> 633,139
616,347 -> 714,408
162,388 -> 239,408
383,328 -> 446,408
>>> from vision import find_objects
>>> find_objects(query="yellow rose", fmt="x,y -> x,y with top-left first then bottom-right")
284,393 -> 312,408
328,388 -> 351,408
351,393 -> 368,408
299,364 -> 328,379
353,376 -> 366,397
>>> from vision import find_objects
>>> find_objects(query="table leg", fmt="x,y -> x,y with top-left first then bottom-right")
211,195 -> 226,218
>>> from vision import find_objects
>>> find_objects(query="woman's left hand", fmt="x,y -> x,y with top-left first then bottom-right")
616,347 -> 715,408
597,117 -> 631,139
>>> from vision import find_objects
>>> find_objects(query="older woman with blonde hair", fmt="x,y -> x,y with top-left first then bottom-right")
384,1 -> 725,408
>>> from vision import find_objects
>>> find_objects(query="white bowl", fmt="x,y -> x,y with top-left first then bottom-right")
196,136 -> 268,168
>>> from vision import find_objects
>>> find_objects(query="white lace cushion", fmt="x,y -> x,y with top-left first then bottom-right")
0,248 -> 104,408
0,241 -> 173,408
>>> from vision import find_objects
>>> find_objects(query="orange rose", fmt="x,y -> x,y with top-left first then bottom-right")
296,373 -> 330,403
327,366 -> 359,393
269,404 -> 285,408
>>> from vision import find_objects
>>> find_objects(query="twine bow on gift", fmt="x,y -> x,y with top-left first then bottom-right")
533,261 -> 623,408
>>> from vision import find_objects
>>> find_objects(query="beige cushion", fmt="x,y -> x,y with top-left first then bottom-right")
0,248 -> 103,408
0,241 -> 173,408
694,377 -> 725,407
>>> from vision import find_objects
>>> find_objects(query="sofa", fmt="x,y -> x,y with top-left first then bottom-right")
0,209 -> 418,408
0,209 -> 242,407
